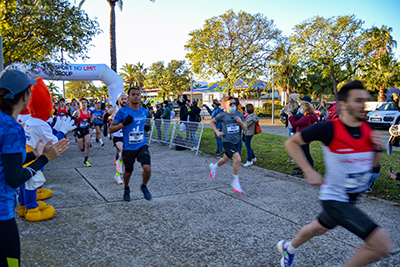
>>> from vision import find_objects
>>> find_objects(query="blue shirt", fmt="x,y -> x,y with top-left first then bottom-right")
92,109 -> 105,124
113,106 -> 148,151
0,111 -> 26,220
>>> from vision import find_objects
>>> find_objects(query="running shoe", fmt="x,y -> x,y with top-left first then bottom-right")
84,160 -> 92,167
123,188 -> 130,201
114,173 -> 123,185
243,161 -> 253,167
277,240 -> 295,267
116,160 -> 123,174
252,157 -> 257,163
114,158 -> 117,165
231,180 -> 243,193
141,185 -> 152,200
209,163 -> 216,179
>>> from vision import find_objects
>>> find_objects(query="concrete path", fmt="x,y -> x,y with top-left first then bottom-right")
17,126 -> 400,266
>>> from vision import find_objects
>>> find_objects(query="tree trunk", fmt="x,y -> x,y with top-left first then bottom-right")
109,2 -> 117,72
378,85 -> 386,102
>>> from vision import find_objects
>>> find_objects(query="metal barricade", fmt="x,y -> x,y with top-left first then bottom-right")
170,121 -> 204,156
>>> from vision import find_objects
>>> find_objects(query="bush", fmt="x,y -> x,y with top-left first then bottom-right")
255,101 -> 282,118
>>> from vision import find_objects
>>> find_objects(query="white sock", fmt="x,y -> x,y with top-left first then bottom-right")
287,242 -> 296,254
232,174 -> 239,184
99,139 -> 103,144
213,163 -> 219,170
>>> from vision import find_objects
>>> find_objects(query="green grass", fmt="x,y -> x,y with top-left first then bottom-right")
199,128 -> 400,203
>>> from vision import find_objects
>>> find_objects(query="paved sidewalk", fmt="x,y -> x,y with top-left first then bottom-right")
17,132 -> 400,266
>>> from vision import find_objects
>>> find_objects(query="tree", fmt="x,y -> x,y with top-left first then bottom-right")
185,10 -> 282,95
290,15 -> 369,100
364,25 -> 397,58
361,53 -> 400,101
79,0 -> 155,72
0,0 -> 102,68
65,81 -> 96,99
144,60 -> 190,101
120,62 -> 147,89
47,82 -> 61,100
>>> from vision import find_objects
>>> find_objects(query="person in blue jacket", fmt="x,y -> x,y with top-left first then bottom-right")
0,69 -> 69,267
204,99 -> 223,155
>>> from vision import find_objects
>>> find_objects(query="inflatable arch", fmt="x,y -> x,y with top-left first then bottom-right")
7,63 -> 124,107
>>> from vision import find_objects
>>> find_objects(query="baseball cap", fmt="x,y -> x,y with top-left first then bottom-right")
300,95 -> 312,103
0,69 -> 37,99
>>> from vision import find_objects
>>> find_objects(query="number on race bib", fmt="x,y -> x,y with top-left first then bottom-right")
227,123 -> 240,134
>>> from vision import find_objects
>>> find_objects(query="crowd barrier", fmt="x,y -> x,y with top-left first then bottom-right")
148,119 -> 204,156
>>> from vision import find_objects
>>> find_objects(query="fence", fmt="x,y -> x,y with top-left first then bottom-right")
148,119 -> 204,156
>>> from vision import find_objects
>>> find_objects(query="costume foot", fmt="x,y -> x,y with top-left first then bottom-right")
18,201 -> 48,217
36,188 -> 53,200
25,205 -> 56,222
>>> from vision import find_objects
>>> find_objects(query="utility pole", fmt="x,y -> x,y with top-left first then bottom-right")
0,34 -> 4,72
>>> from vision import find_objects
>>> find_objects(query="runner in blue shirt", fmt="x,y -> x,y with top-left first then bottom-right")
0,69 -> 69,266
92,102 -> 106,146
109,86 -> 152,201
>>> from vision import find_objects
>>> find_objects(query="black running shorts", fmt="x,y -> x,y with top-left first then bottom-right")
318,200 -> 379,240
73,127 -> 90,139
113,136 -> 123,147
223,142 -> 239,158
93,122 -> 103,128
122,145 -> 151,173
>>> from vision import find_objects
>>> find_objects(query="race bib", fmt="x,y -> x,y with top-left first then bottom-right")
80,122 -> 88,128
129,130 -> 144,144
345,171 -> 372,193
227,123 -> 240,134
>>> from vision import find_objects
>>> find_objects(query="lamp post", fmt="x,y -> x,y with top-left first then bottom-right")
270,60 -> 277,124
190,75 -> 193,104
0,34 -> 3,72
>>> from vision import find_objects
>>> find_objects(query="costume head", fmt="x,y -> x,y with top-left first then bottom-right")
27,77 -> 54,122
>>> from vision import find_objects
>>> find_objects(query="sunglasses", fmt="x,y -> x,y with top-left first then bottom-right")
229,103 -> 236,106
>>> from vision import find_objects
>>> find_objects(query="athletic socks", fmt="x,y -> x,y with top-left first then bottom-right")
287,242 -> 296,254
232,174 -> 239,184
85,156 -> 88,162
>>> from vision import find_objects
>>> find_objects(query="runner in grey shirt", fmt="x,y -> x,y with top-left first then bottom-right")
209,96 -> 247,193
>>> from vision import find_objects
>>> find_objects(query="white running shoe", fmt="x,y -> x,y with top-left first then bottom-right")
252,157 -> 257,163
244,161 -> 253,167
116,160 -> 123,174
209,163 -> 216,179
231,180 -> 243,193
114,174 -> 123,185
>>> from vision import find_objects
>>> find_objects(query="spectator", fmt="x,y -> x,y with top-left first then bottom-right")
318,101 -> 328,122
234,98 -> 245,154
70,98 -> 79,115
161,100 -> 172,144
204,99 -> 223,155
287,101 -> 318,175
154,104 -> 163,141
243,104 -> 259,167
187,101 -> 201,149
284,94 -> 300,137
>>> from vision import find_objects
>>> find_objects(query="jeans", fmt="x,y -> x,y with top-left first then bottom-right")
214,132 -> 223,152
155,119 -> 162,139
244,135 -> 255,162
191,131 -> 198,147
163,120 -> 170,141
288,127 -> 293,137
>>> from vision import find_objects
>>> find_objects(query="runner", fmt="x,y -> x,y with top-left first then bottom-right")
57,98 -> 69,117
0,69 -> 69,266
109,92 -> 128,185
72,98 -> 92,167
109,87 -> 152,201
209,96 -> 247,193
277,80 -> 391,267
92,102 -> 105,147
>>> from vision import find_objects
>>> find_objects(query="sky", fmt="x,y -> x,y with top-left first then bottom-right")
60,0 -> 400,90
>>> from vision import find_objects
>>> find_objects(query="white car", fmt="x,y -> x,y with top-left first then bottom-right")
366,102 -> 400,128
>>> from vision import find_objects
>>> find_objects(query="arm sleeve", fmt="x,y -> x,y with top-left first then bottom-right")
300,122 -> 334,146
24,151 -> 37,164
3,153 -> 49,188
205,106 -> 212,115
289,115 -> 308,128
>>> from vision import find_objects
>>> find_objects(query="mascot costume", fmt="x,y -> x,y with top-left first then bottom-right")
18,77 -> 75,221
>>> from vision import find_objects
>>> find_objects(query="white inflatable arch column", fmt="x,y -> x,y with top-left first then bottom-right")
8,63 -> 124,107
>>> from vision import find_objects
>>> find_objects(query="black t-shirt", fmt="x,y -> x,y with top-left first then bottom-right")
301,121 -> 362,146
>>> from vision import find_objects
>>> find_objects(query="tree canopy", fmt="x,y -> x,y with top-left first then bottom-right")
65,80 -> 96,100
1,0 -> 102,68
144,60 -> 190,100
185,9 -> 282,94
120,62 -> 147,89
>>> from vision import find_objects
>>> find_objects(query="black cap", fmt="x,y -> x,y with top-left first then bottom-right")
0,69 -> 37,99
300,95 -> 312,103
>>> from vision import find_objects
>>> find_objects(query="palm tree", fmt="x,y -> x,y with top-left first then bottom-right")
365,25 -> 397,58
78,0 -> 155,72
119,62 -> 147,88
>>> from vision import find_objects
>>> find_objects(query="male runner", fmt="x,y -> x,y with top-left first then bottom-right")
109,92 -> 128,184
209,96 -> 247,193
72,98 -> 92,167
277,80 -> 391,267
109,87 -> 152,201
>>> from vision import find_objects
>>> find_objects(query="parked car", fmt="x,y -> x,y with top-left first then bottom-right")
366,102 -> 400,128
314,102 -> 338,121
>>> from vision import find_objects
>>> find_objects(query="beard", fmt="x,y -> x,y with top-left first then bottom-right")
120,102 -> 127,107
